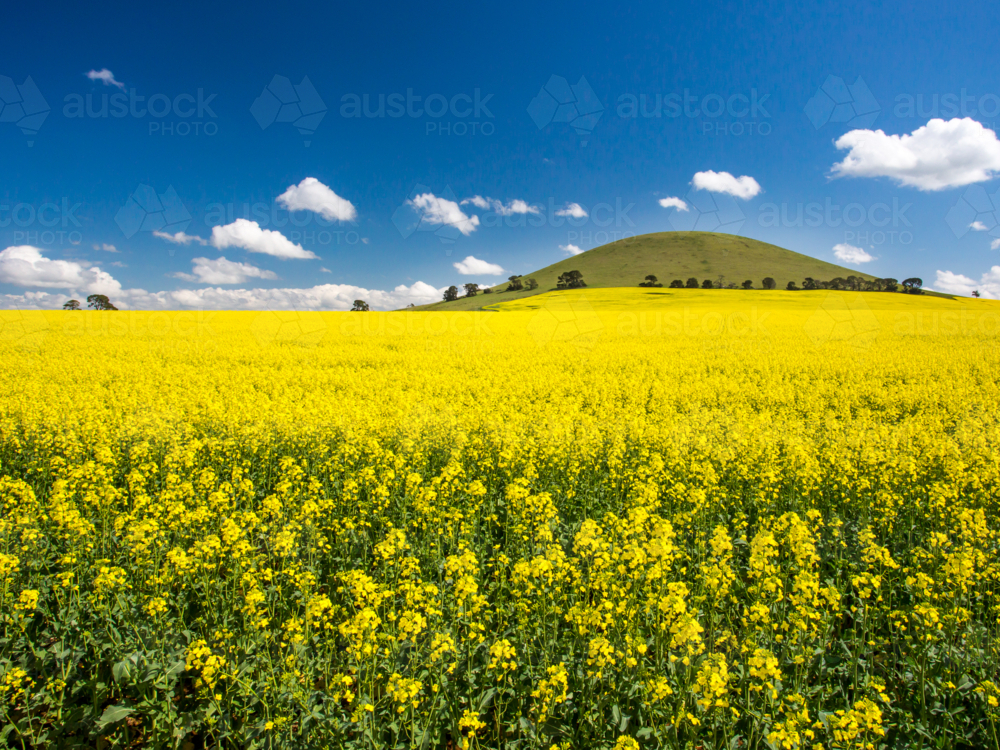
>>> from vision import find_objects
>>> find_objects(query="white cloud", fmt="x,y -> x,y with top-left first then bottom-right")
554,202 -> 588,218
833,243 -> 876,264
971,221 -> 989,231
559,244 -> 583,255
85,68 -> 125,90
992,239 -> 1000,250
320,267 -> 332,273
831,118 -> 1000,191
276,177 -> 357,222
93,243 -> 118,252
0,245 -> 121,294
210,219 -> 317,259
154,230 -> 208,245
453,255 -> 504,275
408,193 -> 479,235
173,256 -> 279,285
0,281 -> 445,311
658,196 -> 689,211
933,267 -> 1000,298
692,171 -> 762,199
462,196 -> 541,216
463,195 -> 492,210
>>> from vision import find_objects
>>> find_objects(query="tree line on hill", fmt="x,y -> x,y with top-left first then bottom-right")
443,271 -> 588,301
639,274 -> 924,293
440,270 -> 926,303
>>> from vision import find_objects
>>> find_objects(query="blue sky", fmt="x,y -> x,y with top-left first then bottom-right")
3,0 -> 1000,308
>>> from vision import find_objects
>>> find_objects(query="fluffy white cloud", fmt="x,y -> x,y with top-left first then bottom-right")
559,244 -> 583,255
154,230 -> 207,245
408,193 -> 479,235
971,221 -> 989,231
0,245 -> 121,294
992,239 -> 1000,250
554,202 -> 588,218
462,195 -> 491,209
462,196 -> 540,216
831,118 -> 1000,191
210,219 -> 317,259
85,68 -> 124,90
276,177 -> 357,221
833,243 -> 876,264
453,255 -> 504,275
692,171 -> 762,199
0,281 -> 445,311
658,196 -> 689,211
93,243 -> 118,252
173,257 -> 279,285
933,267 -> 1000,298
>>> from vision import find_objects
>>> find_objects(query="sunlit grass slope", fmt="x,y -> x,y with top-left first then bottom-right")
414,231 -> 890,311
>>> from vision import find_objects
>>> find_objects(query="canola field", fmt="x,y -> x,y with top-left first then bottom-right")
1,290 -> 1000,749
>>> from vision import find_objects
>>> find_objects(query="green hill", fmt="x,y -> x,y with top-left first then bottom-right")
410,231 -> 886,311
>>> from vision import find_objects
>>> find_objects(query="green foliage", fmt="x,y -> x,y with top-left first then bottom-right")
556,270 -> 586,289
87,294 -> 119,311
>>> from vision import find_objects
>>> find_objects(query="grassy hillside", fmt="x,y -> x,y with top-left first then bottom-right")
411,231 -> 886,311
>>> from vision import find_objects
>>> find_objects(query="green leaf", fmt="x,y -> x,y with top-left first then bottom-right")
98,704 -> 134,728
478,688 -> 496,712
112,655 -> 137,684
